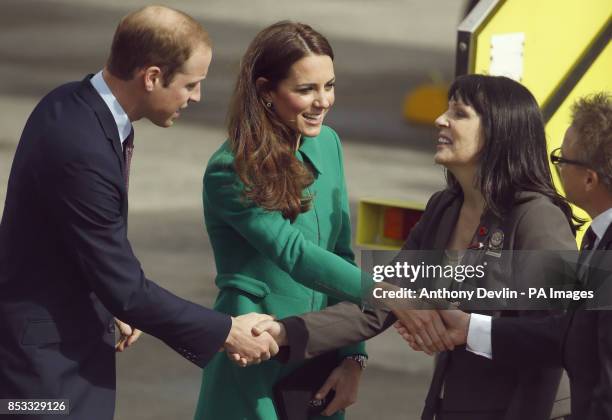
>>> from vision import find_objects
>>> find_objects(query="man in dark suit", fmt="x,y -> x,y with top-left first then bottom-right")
397,92 -> 612,419
0,6 -> 277,419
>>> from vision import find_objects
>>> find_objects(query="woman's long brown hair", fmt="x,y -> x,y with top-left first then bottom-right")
228,21 -> 334,222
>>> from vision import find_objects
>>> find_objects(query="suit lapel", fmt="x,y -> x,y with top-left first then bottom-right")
431,192 -> 463,250
422,194 -> 504,417
598,223 -> 612,251
76,75 -> 125,173
460,210 -> 501,292
581,224 -> 612,295
563,224 -> 612,377
75,75 -> 129,219
416,191 -> 462,271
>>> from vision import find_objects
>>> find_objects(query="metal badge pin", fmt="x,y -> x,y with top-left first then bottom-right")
489,229 -> 504,249
485,228 -> 504,257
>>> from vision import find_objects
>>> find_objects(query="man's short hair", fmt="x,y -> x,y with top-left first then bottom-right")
107,6 -> 211,86
571,92 -> 612,192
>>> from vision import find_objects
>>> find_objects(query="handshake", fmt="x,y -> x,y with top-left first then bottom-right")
222,313 -> 287,367
220,307 -> 474,366
392,308 -> 471,355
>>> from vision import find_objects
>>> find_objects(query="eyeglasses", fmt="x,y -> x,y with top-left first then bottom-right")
549,147 -> 590,168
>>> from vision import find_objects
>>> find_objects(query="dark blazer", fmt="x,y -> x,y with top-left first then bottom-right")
492,221 -> 612,420
0,77 -> 231,419
281,189 -> 577,420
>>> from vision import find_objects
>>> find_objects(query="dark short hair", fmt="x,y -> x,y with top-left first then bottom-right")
106,6 -> 211,86
446,74 -> 578,230
570,92 -> 612,192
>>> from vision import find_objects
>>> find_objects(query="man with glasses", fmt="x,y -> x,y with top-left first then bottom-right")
550,146 -> 609,183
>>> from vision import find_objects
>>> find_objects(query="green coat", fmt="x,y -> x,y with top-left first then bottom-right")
194,126 -> 366,420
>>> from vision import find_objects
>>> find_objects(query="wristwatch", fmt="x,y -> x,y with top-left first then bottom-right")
344,354 -> 368,370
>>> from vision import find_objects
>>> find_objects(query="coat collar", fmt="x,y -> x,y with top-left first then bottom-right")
75,75 -> 124,164
89,71 -> 133,143
579,223 -> 612,304
429,189 -> 506,252
297,134 -> 323,175
597,222 -> 612,250
581,209 -> 612,286
432,190 -> 462,250
590,207 -> 612,248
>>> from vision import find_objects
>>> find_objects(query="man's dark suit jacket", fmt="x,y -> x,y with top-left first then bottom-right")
281,189 -> 577,420
0,77 -> 231,419
492,221 -> 612,420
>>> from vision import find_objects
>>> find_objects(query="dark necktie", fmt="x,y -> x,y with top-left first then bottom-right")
123,128 -> 135,191
581,226 -> 597,251
577,226 -> 597,283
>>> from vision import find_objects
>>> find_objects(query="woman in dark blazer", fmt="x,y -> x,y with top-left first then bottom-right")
273,74 -> 581,420
193,22 -> 367,420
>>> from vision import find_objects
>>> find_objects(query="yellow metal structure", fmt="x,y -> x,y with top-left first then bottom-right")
472,1 -> 610,106
356,199 -> 425,249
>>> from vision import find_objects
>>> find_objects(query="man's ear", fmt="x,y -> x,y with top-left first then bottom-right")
585,169 -> 599,192
143,66 -> 162,92
255,77 -> 272,103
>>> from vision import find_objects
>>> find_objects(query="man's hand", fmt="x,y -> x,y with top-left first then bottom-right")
223,313 -> 279,367
439,309 -> 469,345
315,358 -> 363,416
252,319 -> 287,346
391,308 -> 455,355
115,318 -> 142,352
395,309 -> 469,353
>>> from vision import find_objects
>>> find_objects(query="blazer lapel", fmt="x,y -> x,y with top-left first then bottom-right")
75,75 -> 129,220
76,75 -> 125,172
431,192 -> 463,250
598,223 -> 612,251
460,210 -> 500,277
582,224 -> 612,293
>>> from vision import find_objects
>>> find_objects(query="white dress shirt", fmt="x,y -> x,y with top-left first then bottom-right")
466,207 -> 612,359
590,207 -> 612,250
90,70 -> 132,145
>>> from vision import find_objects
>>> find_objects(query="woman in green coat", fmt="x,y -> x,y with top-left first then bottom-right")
194,21 -> 367,420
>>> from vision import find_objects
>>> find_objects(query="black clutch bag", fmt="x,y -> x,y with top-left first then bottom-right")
273,352 -> 339,420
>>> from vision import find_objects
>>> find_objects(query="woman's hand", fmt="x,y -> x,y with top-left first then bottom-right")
315,357 -> 363,416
